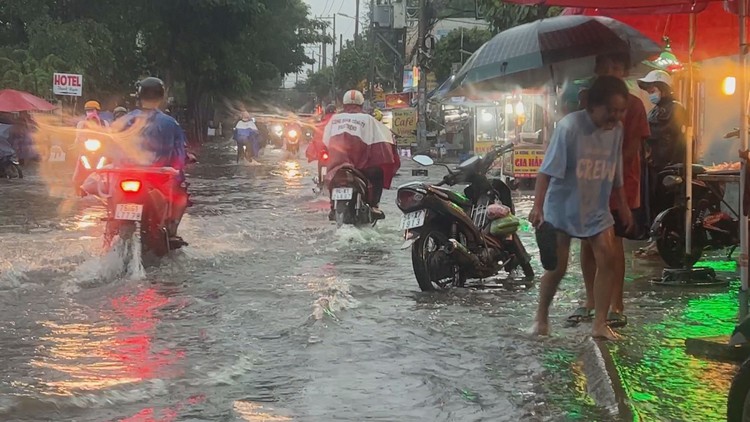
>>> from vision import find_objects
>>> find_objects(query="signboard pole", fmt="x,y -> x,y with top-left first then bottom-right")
416,0 -> 428,150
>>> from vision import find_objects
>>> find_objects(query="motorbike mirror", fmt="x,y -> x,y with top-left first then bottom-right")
663,175 -> 683,187
412,155 -> 434,166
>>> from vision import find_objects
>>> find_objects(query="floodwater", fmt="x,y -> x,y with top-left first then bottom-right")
0,140 -> 738,421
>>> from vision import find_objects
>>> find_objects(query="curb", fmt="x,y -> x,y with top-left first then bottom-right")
578,337 -> 637,420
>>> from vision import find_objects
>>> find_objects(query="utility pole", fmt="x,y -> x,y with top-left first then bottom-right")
368,0 -> 376,104
417,0 -> 428,149
355,0 -> 361,46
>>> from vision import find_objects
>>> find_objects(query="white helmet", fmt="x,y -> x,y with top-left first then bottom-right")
638,70 -> 673,87
343,90 -> 365,106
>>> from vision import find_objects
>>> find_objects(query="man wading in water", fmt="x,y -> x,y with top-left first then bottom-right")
529,75 -> 634,341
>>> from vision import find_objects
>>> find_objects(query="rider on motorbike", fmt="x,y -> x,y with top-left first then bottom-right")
323,90 -> 400,218
306,104 -> 336,163
117,77 -> 188,239
73,100 -> 111,195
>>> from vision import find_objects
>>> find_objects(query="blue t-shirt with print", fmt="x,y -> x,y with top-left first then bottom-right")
539,110 -> 624,238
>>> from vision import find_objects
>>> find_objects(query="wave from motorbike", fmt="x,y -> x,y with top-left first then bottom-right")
326,166 -> 384,228
397,144 -> 533,291
78,133 -> 189,257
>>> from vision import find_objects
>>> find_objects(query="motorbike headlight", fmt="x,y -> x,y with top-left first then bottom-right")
663,175 -> 683,188
288,129 -> 298,138
84,139 -> 101,152
273,125 -> 283,135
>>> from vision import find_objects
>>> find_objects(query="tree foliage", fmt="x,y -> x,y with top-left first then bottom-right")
475,1 -> 561,32
432,27 -> 493,81
0,0 -> 328,142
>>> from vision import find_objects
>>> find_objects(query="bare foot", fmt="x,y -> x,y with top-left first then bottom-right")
529,320 -> 550,336
591,324 -> 621,341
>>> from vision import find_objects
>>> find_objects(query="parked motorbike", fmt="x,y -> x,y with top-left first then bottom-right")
98,166 -> 189,257
0,138 -> 22,179
650,162 -> 739,268
397,144 -> 533,291
327,166 -> 382,227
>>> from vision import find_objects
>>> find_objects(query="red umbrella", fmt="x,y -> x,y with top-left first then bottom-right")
0,89 -> 57,112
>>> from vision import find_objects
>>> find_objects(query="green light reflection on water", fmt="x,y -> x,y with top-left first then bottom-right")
696,259 -> 737,273
610,283 -> 739,421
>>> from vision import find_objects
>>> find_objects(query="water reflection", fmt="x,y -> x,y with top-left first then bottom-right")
28,288 -> 181,396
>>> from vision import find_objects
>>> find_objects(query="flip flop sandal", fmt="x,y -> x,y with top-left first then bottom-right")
565,306 -> 594,327
606,312 -> 628,328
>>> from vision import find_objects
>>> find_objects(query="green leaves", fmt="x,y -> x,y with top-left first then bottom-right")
476,0 -> 561,33
432,27 -> 493,81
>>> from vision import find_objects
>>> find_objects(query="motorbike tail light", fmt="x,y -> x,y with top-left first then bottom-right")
120,179 -> 142,193
663,175 -> 683,188
80,155 -> 92,169
321,151 -> 329,161
397,189 -> 425,211
84,139 -> 101,152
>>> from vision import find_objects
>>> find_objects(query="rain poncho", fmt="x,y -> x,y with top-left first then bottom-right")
322,112 -> 400,189
234,120 -> 261,157
305,113 -> 334,163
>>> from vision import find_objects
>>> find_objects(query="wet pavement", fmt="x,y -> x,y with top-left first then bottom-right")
0,139 -> 740,421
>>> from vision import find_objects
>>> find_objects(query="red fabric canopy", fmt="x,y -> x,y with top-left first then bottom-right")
556,1 -> 741,62
0,89 -> 57,112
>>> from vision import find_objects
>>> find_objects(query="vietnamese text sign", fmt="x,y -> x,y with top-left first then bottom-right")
392,107 -> 417,146
512,147 -> 545,178
53,73 -> 83,96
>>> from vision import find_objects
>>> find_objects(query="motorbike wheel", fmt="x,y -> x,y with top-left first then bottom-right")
3,163 -> 20,179
655,208 -> 705,268
411,227 -> 466,291
728,357 -> 750,422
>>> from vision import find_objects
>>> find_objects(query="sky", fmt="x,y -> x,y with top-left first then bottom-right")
283,0 -> 361,87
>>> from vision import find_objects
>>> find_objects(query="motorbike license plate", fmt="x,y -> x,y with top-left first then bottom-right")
49,146 -> 66,162
400,210 -> 426,230
115,204 -> 144,221
331,187 -> 353,200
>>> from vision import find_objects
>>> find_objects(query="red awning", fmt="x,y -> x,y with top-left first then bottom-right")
0,89 -> 57,113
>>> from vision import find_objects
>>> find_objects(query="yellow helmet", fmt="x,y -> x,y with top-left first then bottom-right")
84,100 -> 101,110
373,109 -> 383,121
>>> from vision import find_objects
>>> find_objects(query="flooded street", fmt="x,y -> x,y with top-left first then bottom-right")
0,140 -> 739,421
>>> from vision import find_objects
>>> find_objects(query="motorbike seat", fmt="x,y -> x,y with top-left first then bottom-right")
429,185 -> 471,207
661,163 -> 707,176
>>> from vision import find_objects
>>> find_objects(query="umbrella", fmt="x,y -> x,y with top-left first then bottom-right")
0,89 -> 57,112
447,15 -> 661,95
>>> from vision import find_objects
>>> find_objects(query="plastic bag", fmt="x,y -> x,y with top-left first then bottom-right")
487,203 -> 511,220
490,214 -> 520,236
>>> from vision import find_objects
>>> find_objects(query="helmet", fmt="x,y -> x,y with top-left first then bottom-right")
113,106 -> 127,116
638,70 -> 673,88
137,77 -> 165,101
343,90 -> 365,106
373,109 -> 383,121
325,104 -> 336,114
84,100 -> 101,111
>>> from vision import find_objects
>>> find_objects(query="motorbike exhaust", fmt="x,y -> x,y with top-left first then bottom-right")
444,239 -> 484,269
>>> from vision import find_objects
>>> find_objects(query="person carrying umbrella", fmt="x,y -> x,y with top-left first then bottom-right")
529,75 -> 634,341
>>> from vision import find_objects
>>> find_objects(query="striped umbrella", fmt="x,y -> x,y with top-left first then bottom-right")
446,15 -> 662,96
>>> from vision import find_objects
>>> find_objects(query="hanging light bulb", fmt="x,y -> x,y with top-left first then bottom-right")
645,36 -> 684,73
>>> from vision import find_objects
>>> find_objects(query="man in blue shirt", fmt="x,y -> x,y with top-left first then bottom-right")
116,77 -> 188,239
529,76 -> 633,341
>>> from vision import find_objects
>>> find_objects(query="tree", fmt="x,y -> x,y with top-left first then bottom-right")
432,27 -> 493,81
476,1 -> 561,32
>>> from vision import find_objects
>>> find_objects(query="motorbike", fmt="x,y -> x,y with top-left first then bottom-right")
0,138 -> 22,179
312,147 -> 329,195
285,127 -> 300,155
397,144 -> 534,291
97,166 -> 189,257
650,163 -> 739,268
327,166 -> 383,227
728,355 -> 750,422
73,131 -> 111,193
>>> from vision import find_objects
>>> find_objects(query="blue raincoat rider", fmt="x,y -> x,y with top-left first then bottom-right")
116,77 -> 188,238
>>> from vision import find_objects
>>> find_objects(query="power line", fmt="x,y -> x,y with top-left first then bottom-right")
337,0 -> 346,13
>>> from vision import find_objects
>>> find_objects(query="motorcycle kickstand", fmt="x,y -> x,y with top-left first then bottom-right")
728,245 -> 738,261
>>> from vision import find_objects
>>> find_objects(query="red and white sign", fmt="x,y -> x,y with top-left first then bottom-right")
53,73 -> 83,96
